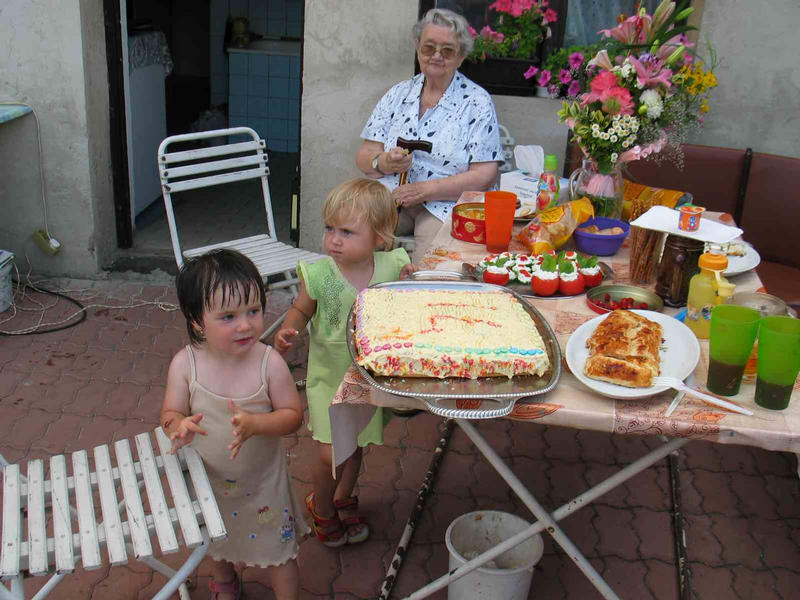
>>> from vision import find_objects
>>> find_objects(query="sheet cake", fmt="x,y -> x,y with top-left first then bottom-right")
353,288 -> 551,379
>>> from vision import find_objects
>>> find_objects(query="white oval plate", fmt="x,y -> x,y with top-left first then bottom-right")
723,242 -> 761,276
565,310 -> 700,400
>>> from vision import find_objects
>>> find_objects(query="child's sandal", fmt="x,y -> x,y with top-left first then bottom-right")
334,496 -> 370,544
208,572 -> 242,600
305,492 -> 347,548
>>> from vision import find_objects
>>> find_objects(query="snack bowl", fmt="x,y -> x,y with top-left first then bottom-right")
586,284 -> 663,314
451,202 -> 486,244
573,217 -> 629,256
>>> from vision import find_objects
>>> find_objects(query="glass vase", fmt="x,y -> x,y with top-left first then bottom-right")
567,159 -> 624,219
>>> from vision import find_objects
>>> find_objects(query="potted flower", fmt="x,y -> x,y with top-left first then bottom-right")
557,0 -> 718,219
460,0 -> 558,96
526,43 -> 602,98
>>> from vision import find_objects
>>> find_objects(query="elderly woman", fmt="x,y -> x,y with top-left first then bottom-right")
355,8 -> 503,261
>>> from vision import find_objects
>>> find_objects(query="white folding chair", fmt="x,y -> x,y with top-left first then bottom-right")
158,127 -> 324,338
0,428 -> 226,600
498,124 -> 516,174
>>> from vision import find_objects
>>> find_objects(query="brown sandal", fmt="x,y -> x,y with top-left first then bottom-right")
334,496 -> 370,544
305,492 -> 347,548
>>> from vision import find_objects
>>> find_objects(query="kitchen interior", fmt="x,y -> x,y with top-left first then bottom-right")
123,0 -> 303,265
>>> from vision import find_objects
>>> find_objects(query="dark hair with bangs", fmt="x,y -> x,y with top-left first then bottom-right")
175,249 -> 266,345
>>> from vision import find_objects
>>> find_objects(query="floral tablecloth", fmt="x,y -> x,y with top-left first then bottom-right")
329,211 -> 800,470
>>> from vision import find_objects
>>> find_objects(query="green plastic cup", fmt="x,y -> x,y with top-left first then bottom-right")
707,305 -> 760,396
755,316 -> 800,410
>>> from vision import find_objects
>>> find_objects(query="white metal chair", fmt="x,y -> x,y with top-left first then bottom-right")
0,428 -> 226,600
498,124 -> 516,173
157,127 -> 324,338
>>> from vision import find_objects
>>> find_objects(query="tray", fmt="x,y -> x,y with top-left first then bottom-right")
463,261 -> 614,299
346,277 -> 562,419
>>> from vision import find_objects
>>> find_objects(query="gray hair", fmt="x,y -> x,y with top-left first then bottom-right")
412,8 -> 474,57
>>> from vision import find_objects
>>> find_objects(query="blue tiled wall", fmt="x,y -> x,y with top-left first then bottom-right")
227,51 -> 301,152
210,0 -> 302,152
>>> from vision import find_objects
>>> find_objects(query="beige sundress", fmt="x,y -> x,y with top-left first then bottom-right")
186,344 -> 309,567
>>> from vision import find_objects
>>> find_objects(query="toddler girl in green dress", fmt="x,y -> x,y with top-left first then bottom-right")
275,177 -> 418,546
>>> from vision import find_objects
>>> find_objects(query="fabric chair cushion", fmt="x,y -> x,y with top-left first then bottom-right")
755,260 -> 800,308
740,152 -> 800,269
624,143 -> 747,218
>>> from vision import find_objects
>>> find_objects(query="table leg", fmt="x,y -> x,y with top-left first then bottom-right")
403,420 -> 691,600
148,527 -> 210,600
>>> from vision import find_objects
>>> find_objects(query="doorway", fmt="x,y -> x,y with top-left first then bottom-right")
107,0 -> 303,271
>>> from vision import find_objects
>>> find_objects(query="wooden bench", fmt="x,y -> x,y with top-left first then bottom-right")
0,428 -> 226,600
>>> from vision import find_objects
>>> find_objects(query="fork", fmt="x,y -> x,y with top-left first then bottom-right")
652,376 -> 754,416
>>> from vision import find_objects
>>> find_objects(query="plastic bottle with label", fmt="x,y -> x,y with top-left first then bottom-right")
536,154 -> 560,212
685,252 -> 735,339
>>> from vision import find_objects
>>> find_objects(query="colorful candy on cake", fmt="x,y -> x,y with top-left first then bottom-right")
478,251 -> 604,297
353,288 -> 551,379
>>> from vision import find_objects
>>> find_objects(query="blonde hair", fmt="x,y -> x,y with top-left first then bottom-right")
323,178 -> 398,250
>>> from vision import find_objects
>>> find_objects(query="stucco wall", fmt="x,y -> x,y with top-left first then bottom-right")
299,2 -> 571,253
0,0 -> 113,277
690,0 -> 800,157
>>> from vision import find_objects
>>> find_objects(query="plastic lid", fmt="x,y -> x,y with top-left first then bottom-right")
544,154 -> 558,171
698,252 -> 728,271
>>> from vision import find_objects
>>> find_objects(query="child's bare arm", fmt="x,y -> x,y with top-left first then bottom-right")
161,349 -> 207,453
274,282 -> 316,354
227,351 -> 304,459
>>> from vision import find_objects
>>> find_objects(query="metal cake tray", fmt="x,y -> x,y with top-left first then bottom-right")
346,275 -> 562,419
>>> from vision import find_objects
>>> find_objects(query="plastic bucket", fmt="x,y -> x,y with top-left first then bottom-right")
445,510 -> 543,600
0,261 -> 12,313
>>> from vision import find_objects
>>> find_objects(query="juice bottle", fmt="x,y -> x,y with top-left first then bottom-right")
685,252 -> 735,338
536,154 -> 560,211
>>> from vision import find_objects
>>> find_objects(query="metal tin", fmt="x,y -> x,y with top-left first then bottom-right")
451,202 -> 487,244
655,234 -> 704,307
346,279 -> 562,419
585,284 -> 664,314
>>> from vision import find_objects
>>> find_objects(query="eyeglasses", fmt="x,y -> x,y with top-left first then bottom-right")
418,43 -> 459,60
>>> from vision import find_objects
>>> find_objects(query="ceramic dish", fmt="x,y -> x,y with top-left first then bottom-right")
585,284 -> 664,314
515,202 -> 537,221
723,242 -> 761,276
346,279 -> 562,419
464,261 -> 614,300
565,309 -> 700,400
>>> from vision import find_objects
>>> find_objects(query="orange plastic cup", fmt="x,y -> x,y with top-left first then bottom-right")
678,205 -> 705,232
484,191 -> 517,252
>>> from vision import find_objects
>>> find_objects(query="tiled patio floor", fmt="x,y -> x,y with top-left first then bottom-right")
1,277 -> 799,599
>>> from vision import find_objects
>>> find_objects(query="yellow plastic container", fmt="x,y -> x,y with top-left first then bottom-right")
686,253 -> 735,339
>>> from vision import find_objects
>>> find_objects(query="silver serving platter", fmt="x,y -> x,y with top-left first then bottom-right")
346,275 -> 562,419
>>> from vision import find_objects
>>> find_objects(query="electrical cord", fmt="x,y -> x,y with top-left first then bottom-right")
0,278 -> 87,335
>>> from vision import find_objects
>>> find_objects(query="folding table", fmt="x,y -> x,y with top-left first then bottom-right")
328,212 -> 800,599
0,428 -> 227,600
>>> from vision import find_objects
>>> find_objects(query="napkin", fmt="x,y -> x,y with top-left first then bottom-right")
629,205 -> 743,244
513,145 -> 545,179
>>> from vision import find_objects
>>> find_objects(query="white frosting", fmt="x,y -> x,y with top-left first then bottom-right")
486,265 -> 509,275
515,268 -> 533,284
534,270 -> 558,281
580,265 -> 601,276
559,270 -> 579,282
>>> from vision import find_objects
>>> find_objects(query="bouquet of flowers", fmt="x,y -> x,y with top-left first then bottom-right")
468,0 -> 558,62
524,43 -> 601,97
557,0 -> 717,218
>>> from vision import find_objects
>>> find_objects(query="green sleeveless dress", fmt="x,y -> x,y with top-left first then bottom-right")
298,249 -> 410,444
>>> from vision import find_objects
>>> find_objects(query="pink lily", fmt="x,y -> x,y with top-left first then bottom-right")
599,14 -> 652,45
587,49 -> 614,71
629,55 -> 673,89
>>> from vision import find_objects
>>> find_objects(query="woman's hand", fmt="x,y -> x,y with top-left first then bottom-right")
382,147 -> 413,174
399,263 -> 421,280
169,413 -> 207,454
228,399 -> 257,460
392,181 -> 431,208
